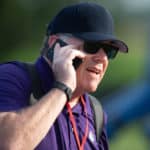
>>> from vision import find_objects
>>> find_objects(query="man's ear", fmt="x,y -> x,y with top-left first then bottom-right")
48,35 -> 58,47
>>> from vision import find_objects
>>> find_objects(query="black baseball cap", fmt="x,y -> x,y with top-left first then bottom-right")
46,2 -> 128,53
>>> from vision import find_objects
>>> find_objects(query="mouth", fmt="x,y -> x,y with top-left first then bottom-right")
86,67 -> 102,75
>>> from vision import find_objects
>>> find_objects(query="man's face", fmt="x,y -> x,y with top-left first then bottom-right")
61,35 -> 109,93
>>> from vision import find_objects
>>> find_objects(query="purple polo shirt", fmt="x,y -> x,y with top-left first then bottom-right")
0,57 -> 109,150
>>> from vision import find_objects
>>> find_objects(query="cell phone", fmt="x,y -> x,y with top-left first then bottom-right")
46,39 -> 82,70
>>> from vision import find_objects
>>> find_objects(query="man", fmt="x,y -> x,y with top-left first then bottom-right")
0,2 -> 128,150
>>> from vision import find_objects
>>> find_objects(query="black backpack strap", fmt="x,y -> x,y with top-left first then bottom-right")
88,94 -> 104,141
22,62 -> 43,99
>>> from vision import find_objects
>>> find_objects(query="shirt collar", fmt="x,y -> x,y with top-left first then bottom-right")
64,93 -> 93,118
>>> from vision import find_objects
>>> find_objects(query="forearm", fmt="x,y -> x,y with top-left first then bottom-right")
0,88 -> 67,150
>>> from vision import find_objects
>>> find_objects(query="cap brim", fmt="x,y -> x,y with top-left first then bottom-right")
73,32 -> 128,53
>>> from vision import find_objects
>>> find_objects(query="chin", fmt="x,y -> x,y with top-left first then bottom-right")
85,84 -> 98,93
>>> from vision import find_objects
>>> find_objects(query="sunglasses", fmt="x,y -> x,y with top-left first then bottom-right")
84,42 -> 119,59
56,39 -> 119,59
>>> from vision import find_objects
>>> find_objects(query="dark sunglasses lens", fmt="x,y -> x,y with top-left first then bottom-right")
103,45 -> 118,59
84,42 -> 100,54
84,42 -> 118,59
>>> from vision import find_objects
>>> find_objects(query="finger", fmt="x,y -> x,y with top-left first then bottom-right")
54,43 -> 75,56
65,49 -> 86,61
53,43 -> 60,60
54,43 -> 61,52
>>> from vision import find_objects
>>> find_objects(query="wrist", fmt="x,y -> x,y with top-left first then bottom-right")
53,81 -> 73,101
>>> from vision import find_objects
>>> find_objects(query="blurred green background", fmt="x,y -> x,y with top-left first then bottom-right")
0,0 -> 149,149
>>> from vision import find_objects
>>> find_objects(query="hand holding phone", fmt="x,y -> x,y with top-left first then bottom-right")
47,39 -> 83,69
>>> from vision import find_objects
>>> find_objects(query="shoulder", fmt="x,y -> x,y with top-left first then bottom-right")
0,62 -> 33,110
87,94 -> 108,125
0,61 -> 32,96
86,94 -> 103,116
0,61 -> 29,81
88,94 -> 102,108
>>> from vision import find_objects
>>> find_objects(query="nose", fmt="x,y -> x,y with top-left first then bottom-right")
91,49 -> 108,63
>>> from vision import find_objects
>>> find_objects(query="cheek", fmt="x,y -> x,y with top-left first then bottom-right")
76,58 -> 109,92
104,60 -> 109,72
76,66 -> 101,91
76,64 -> 87,87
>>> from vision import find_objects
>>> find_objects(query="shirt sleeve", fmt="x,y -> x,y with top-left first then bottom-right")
0,63 -> 31,111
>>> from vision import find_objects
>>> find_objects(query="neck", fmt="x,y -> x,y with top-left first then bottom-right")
69,96 -> 80,108
69,89 -> 85,108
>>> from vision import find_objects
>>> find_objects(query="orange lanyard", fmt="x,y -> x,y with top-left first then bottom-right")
66,96 -> 89,150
